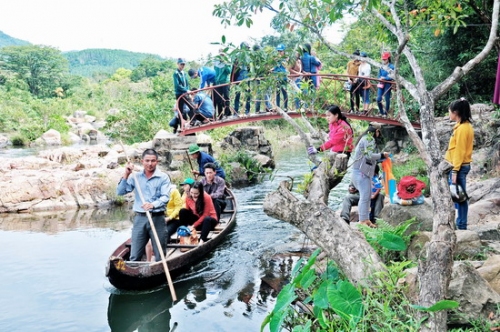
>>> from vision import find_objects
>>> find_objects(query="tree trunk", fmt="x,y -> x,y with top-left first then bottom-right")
263,153 -> 386,286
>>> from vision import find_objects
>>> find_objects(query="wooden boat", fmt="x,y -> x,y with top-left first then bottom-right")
106,188 -> 237,290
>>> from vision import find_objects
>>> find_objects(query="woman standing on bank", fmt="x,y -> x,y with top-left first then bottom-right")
351,123 -> 389,227
445,98 -> 474,230
316,105 -> 354,159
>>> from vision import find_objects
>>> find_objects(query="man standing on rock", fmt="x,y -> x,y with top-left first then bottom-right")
117,149 -> 171,261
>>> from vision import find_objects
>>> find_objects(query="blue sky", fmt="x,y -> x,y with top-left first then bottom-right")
0,0 -> 276,61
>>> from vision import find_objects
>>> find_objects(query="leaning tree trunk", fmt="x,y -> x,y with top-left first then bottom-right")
263,152 -> 386,286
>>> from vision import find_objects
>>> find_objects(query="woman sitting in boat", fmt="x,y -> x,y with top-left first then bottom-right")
179,181 -> 218,244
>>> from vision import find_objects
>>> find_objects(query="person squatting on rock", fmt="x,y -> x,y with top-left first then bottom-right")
445,98 -> 474,230
351,123 -> 389,227
315,105 -> 354,159
116,149 -> 171,261
340,171 -> 384,225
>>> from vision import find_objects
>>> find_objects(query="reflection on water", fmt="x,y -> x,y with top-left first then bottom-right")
0,145 -> 350,332
0,206 -> 131,233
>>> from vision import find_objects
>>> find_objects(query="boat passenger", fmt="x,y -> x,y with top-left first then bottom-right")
145,184 -> 184,262
187,144 -> 226,179
116,149 -> 171,262
200,162 -> 226,221
179,182 -> 218,244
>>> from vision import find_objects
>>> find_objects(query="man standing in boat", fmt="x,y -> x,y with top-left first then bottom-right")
200,162 -> 226,221
117,149 -> 171,262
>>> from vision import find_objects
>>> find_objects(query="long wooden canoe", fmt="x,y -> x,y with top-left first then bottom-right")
106,188 -> 237,290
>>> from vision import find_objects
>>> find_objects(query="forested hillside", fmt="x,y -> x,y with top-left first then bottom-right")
0,31 -> 30,47
64,49 -> 165,77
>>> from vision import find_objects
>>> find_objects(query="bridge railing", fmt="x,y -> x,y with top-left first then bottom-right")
175,74 -> 396,130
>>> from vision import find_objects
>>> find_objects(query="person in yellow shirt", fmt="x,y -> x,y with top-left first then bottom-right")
445,98 -> 474,230
146,183 -> 186,261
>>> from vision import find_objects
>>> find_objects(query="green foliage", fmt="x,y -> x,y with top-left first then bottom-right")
219,149 -> 273,183
64,49 -> 164,77
262,250 -> 437,331
0,45 -> 69,98
131,57 -> 176,82
358,218 -> 417,263
103,98 -> 171,144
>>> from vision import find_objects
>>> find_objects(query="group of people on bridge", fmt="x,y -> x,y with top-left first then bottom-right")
116,144 -> 227,262
169,43 -> 396,134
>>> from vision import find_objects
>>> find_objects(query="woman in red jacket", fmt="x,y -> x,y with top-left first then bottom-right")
179,182 -> 218,243
317,105 -> 354,158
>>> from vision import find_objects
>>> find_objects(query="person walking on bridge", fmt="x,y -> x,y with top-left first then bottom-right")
346,50 -> 361,113
173,58 -> 193,119
214,50 -> 232,119
376,52 -> 394,118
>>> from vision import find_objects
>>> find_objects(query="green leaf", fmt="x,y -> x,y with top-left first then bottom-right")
221,35 -> 226,44
327,280 -> 364,324
377,232 -> 407,251
313,280 -> 330,309
411,300 -> 459,312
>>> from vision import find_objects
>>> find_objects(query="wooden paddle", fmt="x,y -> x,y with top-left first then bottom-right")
185,150 -> 198,180
120,142 -> 177,301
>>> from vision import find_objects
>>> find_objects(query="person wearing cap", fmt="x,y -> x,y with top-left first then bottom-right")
358,52 -> 372,114
272,44 -> 289,111
346,50 -> 362,113
145,184 -> 184,261
200,162 -> 227,221
351,123 -> 389,227
188,67 -> 216,89
300,43 -> 322,89
116,149 -> 171,261
376,52 -> 395,117
445,98 -> 474,230
187,144 -> 226,179
173,58 -> 194,122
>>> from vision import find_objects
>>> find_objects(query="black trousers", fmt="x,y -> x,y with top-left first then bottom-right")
178,208 -> 217,242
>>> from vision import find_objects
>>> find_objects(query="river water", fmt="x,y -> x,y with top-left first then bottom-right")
0,146 -> 348,332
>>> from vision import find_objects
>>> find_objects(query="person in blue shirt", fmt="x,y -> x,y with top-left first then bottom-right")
187,144 -> 226,179
116,149 -> 171,261
188,67 -> 216,89
190,90 -> 215,125
300,43 -> 322,89
232,42 -> 251,115
376,52 -> 395,117
273,44 -> 289,111
369,165 -> 385,223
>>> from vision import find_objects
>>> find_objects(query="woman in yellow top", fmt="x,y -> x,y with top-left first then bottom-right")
146,183 -> 187,261
445,98 -> 474,230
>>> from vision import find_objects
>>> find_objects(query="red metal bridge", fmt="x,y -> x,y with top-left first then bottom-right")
176,74 -> 420,136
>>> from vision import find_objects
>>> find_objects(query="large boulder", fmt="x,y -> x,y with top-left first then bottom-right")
378,199 -> 434,233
